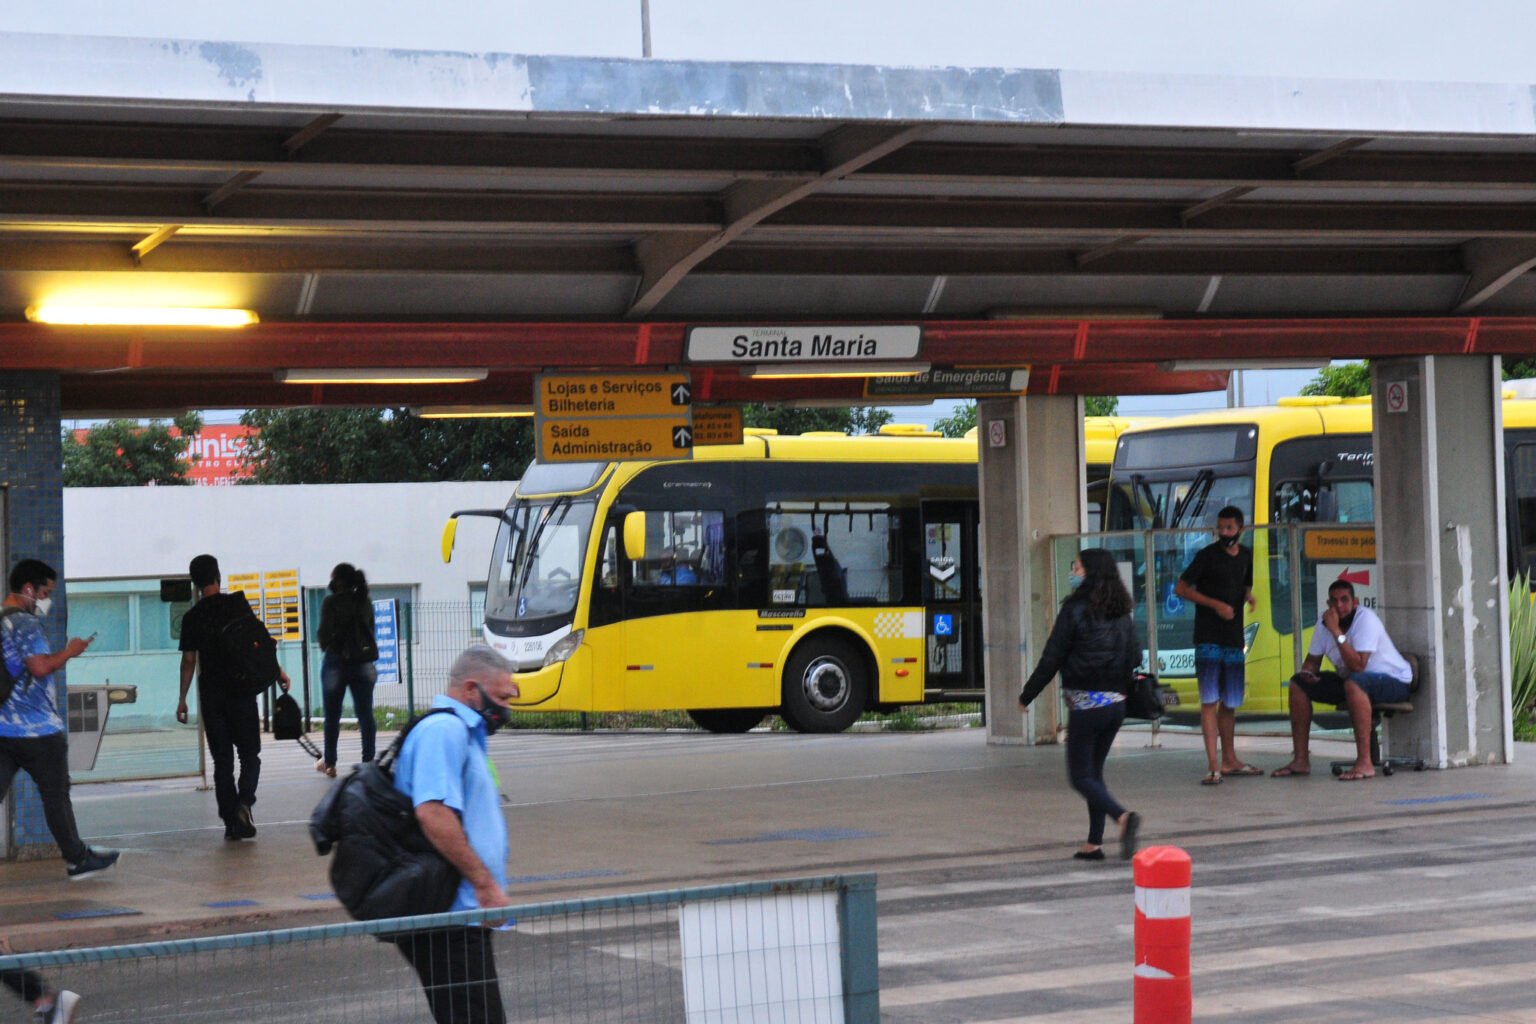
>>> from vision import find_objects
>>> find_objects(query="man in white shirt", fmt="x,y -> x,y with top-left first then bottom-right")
1271,579 -> 1412,782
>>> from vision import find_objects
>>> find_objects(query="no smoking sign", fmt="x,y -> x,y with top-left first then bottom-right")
1385,380 -> 1409,414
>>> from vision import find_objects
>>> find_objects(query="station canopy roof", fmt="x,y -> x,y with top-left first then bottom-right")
1,32 -> 1535,414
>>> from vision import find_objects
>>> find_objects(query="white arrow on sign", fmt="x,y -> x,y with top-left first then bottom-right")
673,425 -> 693,448
671,382 -> 692,405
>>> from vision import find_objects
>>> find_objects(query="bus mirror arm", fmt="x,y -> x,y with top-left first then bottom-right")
440,508 -> 514,564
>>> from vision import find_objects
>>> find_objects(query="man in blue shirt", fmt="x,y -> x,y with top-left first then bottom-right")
0,559 -> 117,882
392,645 -> 518,1024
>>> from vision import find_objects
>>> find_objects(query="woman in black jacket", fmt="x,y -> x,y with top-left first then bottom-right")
316,563 -> 379,777
1019,548 -> 1143,861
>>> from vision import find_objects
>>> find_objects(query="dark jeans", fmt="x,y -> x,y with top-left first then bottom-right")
1065,702 -> 1129,846
200,686 -> 260,824
0,732 -> 89,863
393,926 -> 505,1024
321,652 -> 378,767
0,968 -> 45,1003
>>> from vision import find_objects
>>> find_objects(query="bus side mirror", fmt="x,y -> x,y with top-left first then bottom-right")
623,511 -> 647,560
440,517 -> 459,564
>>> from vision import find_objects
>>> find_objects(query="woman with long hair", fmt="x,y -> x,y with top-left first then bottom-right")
315,562 -> 379,777
1019,548 -> 1143,861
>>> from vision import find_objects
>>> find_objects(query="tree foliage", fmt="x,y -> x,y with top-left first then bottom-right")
238,408 -> 535,484
1300,362 -> 1372,398
1084,395 -> 1119,417
739,405 -> 894,435
62,414 -> 203,487
933,403 -> 977,438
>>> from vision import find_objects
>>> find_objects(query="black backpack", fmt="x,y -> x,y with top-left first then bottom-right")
215,597 -> 281,696
0,608 -> 23,706
309,709 -> 465,921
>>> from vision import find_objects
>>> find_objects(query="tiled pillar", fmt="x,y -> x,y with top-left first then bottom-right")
0,372 -> 66,860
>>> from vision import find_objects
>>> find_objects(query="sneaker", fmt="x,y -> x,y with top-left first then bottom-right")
36,989 -> 80,1024
66,849 -> 119,880
235,803 -> 257,839
223,823 -> 241,842
35,989 -> 80,1024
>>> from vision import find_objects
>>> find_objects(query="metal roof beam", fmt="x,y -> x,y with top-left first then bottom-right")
625,124 -> 928,317
1455,239 -> 1536,312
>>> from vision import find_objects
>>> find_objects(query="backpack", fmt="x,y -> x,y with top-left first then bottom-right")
215,597 -> 281,696
309,708 -> 464,921
0,608 -> 23,706
273,691 -> 322,758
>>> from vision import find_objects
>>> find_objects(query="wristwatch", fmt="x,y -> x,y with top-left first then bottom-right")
1336,633 -> 1349,646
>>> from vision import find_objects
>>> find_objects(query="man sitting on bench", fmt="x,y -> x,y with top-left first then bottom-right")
1272,579 -> 1413,782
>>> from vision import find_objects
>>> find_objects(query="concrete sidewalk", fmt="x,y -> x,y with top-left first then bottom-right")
4,723 -> 1528,953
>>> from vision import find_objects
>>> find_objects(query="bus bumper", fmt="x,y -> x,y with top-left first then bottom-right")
511,662 -> 566,706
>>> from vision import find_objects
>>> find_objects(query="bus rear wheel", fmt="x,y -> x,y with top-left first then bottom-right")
687,709 -> 767,733
781,636 -> 869,733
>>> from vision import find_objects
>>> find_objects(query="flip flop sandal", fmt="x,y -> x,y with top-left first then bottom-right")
1200,771 -> 1223,786
1223,764 -> 1264,777
1270,766 -> 1310,778
1337,770 -> 1374,781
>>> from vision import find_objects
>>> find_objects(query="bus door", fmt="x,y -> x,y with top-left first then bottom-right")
921,501 -> 982,696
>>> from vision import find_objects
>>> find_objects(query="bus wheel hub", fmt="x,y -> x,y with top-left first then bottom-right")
803,658 -> 849,712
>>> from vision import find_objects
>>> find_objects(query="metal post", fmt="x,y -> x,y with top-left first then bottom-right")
838,874 -> 880,1023
299,595 -> 313,727
404,601 -> 416,718
640,0 -> 652,57
1144,531 -> 1163,747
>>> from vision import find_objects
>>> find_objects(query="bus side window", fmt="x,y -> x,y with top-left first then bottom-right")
590,523 -> 624,629
1512,444 -> 1536,576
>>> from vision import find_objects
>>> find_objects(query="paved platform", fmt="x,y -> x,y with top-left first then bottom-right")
7,723 -> 1534,1019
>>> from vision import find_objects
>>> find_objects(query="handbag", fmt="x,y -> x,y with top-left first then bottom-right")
1124,670 -> 1166,721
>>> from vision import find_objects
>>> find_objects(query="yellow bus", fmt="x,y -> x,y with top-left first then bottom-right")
444,417 -> 1150,732
1104,394 -> 1536,712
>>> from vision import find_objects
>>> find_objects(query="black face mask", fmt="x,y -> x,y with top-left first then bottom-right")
473,684 -> 512,735
1221,535 -> 1241,551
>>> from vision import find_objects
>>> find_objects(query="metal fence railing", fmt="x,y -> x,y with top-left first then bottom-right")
0,874 -> 879,1023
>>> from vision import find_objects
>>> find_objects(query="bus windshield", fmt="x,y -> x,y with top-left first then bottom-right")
486,498 -> 596,627
1106,469 -> 1255,530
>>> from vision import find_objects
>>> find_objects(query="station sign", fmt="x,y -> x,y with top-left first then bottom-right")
684,325 -> 922,364
538,416 -> 694,464
692,406 -> 744,447
865,366 -> 1029,398
535,370 -> 694,464
536,372 -> 692,418
225,569 -> 302,640
1303,529 -> 1375,561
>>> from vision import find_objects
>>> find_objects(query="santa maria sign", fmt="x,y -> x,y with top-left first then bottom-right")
685,325 -> 922,364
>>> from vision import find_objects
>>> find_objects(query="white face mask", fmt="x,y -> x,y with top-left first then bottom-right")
32,596 -> 52,617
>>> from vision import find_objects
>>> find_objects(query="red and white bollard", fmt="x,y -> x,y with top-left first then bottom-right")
1133,845 -> 1192,1024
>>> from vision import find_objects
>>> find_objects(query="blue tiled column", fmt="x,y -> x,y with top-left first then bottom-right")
0,371 -> 66,861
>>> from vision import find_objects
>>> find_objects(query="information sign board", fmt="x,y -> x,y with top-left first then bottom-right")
692,406 -> 744,446
538,416 -> 694,464
373,598 -> 401,687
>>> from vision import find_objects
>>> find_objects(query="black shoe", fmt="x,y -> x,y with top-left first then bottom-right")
224,824 -> 240,842
1119,812 -> 1142,861
67,848 -> 119,879
1073,848 -> 1106,861
234,803 -> 257,840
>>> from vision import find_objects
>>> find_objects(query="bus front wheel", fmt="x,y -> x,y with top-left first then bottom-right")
687,709 -> 767,733
781,636 -> 869,733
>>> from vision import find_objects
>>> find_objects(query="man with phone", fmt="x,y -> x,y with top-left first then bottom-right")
0,559 -> 119,879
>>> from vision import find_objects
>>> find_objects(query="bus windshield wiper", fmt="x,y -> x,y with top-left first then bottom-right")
1129,473 -> 1162,529
514,498 -> 569,598
1170,469 -> 1215,528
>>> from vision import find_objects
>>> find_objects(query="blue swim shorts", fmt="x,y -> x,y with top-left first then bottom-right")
1195,643 -> 1246,708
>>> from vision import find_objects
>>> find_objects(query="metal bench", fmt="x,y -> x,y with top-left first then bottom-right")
1328,654 -> 1425,777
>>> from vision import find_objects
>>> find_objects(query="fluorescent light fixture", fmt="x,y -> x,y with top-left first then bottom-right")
1158,358 -> 1327,372
745,361 -> 930,380
413,405 -> 533,419
27,304 -> 259,328
276,368 -> 489,385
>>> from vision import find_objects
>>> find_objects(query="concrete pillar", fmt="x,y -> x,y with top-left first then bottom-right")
1372,356 -> 1511,767
979,395 -> 1085,745
0,371 -> 68,858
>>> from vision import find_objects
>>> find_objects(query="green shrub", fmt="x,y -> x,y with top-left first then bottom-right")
1510,573 -> 1536,727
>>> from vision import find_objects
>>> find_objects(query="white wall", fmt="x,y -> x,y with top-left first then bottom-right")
63,481 -> 514,600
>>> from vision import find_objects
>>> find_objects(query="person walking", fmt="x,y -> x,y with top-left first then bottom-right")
0,559 -> 119,879
1019,549 -> 1143,862
316,563 -> 379,778
1175,505 -> 1259,785
176,554 -> 290,841
2,965 -> 79,1023
392,646 -> 518,1024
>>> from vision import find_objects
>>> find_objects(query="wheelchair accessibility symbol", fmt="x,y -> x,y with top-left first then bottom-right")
933,613 -> 954,637
1162,583 -> 1184,617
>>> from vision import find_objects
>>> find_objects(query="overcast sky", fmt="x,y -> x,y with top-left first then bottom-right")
3,1 -> 1535,83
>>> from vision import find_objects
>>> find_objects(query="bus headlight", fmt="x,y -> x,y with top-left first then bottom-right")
542,630 -> 584,667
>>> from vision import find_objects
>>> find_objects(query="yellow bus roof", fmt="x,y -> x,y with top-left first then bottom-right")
1117,396 -> 1536,445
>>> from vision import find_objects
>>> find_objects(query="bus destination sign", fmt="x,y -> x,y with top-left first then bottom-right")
864,367 -> 1029,398
684,325 -> 922,364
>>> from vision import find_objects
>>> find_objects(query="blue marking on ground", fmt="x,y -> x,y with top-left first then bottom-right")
705,828 -> 884,845
300,892 -> 338,901
55,907 -> 139,920
506,869 -> 626,885
1382,792 -> 1492,806
205,899 -> 259,908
